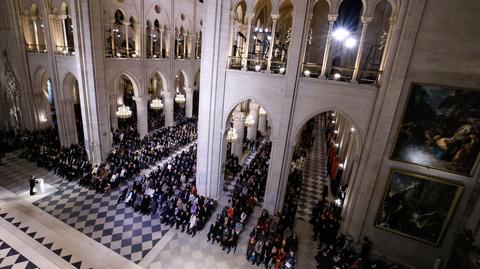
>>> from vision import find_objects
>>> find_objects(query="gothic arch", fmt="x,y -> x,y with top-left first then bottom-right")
292,107 -> 362,156
147,70 -> 169,92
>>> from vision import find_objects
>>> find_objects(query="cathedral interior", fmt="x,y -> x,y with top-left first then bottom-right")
0,0 -> 479,268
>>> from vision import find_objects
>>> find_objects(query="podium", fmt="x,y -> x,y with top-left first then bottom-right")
35,178 -> 45,194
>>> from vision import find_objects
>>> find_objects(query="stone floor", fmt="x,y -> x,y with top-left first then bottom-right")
0,128 -> 327,269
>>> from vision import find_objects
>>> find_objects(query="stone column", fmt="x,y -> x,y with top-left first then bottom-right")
185,87 -> 193,118
32,17 -> 40,51
111,20 -> 115,56
246,101 -> 260,140
231,111 -> 245,161
163,91 -> 174,127
134,96 -> 149,137
110,94 -> 118,131
61,15 -> 68,50
184,33 -> 188,58
378,16 -> 396,82
241,15 -> 253,71
124,22 -> 129,56
266,14 -> 279,72
160,28 -> 164,57
258,108 -> 267,135
63,99 -> 78,145
351,16 -> 373,82
135,23 -> 141,56
320,14 -> 337,78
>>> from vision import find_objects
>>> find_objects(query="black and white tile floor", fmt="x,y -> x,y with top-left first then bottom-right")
0,239 -> 39,269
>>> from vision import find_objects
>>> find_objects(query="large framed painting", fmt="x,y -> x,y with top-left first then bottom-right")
391,83 -> 480,176
375,169 -> 463,246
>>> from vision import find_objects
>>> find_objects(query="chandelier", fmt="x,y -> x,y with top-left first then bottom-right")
245,114 -> 255,127
175,92 -> 186,104
150,98 -> 163,110
116,105 -> 132,118
226,128 -> 238,143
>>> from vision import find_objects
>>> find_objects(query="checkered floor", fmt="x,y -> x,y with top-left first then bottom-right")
295,118 -> 328,223
149,204 -> 263,269
0,151 -> 61,195
224,140 -> 266,197
0,210 -> 89,269
0,239 -> 39,269
33,180 -> 169,264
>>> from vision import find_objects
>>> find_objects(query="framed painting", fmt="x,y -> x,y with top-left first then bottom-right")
391,83 -> 480,176
375,169 -> 463,246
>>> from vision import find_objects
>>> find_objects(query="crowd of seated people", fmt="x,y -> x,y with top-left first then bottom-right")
242,146 -> 307,269
148,110 -> 165,131
80,118 -> 198,192
17,117 -> 197,193
205,141 -> 272,254
224,144 -> 241,177
117,143 -> 217,235
19,129 -> 61,168
246,208 -> 299,269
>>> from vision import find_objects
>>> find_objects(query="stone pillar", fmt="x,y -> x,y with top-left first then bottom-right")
163,91 -> 174,127
110,94 -> 118,131
196,0 -> 232,199
134,96 -> 149,137
264,0 -> 311,213
63,99 -> 78,145
351,16 -> 373,82
231,111 -> 245,160
61,15 -> 68,50
183,33 -> 188,58
266,14 -> 279,72
378,16 -> 396,82
258,108 -> 267,135
320,14 -> 337,78
160,28 -> 164,57
124,22 -> 129,56
135,23 -> 141,56
32,17 -> 40,51
246,101 -> 260,140
241,15 -> 253,71
185,87 -> 193,118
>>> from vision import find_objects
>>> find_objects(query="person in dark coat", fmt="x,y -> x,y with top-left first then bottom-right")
29,176 -> 36,195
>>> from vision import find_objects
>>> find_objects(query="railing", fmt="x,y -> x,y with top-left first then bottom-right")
246,58 -> 267,72
147,52 -> 169,59
301,63 -> 322,78
55,45 -> 75,56
228,56 -> 242,70
301,62 -> 382,85
270,60 -> 287,74
106,48 -> 140,58
26,44 -> 47,54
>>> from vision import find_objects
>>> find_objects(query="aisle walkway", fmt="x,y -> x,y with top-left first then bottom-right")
294,116 -> 329,269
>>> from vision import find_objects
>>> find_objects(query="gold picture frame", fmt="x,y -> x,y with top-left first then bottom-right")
390,82 -> 480,176
375,169 -> 463,246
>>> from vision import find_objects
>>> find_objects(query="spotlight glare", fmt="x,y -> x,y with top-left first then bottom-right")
332,28 -> 349,41
333,73 -> 341,80
345,37 -> 357,48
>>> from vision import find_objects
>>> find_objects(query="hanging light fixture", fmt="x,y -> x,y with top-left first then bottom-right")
226,128 -> 238,143
244,114 -> 255,127
150,98 -> 163,110
175,90 -> 186,104
116,104 -> 132,118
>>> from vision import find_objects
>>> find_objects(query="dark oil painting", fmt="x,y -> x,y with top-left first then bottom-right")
391,83 -> 480,176
375,170 -> 463,245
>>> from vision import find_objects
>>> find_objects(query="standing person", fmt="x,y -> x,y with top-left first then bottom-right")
29,176 -> 36,195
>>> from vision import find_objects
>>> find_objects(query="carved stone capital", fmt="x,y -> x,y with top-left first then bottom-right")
361,16 -> 374,24
249,101 -> 260,111
231,111 -> 245,122
327,14 -> 338,22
